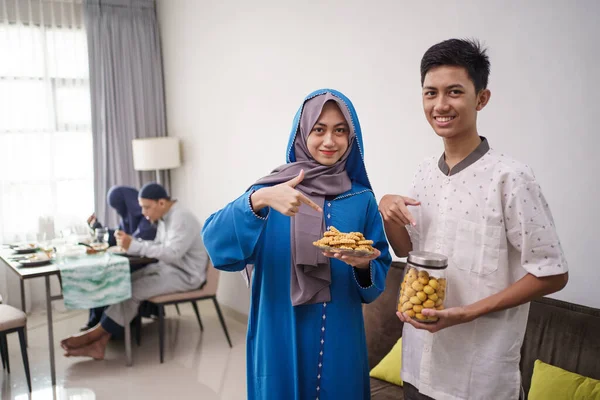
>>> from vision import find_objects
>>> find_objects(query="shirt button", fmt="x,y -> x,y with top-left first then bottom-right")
327,203 -> 331,207
327,214 -> 331,219
444,179 -> 450,184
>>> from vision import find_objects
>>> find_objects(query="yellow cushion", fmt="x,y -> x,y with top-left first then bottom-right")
369,337 -> 403,386
529,359 -> 600,400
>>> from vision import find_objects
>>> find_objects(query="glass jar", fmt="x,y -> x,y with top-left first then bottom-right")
397,251 -> 448,323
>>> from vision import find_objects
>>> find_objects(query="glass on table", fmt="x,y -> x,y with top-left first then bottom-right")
92,228 -> 109,251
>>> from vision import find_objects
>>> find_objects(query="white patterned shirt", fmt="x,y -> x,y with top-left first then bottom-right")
401,138 -> 568,400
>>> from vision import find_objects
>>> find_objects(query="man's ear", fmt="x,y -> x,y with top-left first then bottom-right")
476,89 -> 491,111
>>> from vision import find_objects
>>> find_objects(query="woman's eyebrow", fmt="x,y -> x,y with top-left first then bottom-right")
314,121 -> 348,127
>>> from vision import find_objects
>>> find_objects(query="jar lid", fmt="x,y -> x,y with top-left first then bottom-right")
407,251 -> 448,269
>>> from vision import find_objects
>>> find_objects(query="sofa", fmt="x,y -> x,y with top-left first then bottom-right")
363,261 -> 600,399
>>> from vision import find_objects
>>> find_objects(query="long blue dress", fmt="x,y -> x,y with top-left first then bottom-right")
202,89 -> 391,400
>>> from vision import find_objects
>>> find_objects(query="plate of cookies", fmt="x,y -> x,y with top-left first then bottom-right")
313,226 -> 376,256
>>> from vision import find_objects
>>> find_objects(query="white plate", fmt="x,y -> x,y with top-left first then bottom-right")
90,242 -> 109,251
12,244 -> 39,254
18,254 -> 51,267
106,246 -> 127,255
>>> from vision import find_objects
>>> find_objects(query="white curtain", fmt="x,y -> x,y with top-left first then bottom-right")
0,0 -> 93,308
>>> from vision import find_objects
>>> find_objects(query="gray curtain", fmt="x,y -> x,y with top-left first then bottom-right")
84,0 -> 170,227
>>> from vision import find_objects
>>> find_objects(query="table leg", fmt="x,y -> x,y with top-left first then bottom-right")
20,279 -> 26,312
20,279 -> 28,346
123,303 -> 132,366
45,276 -> 56,386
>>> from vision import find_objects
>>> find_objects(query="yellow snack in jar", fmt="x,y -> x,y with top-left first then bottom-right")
402,302 -> 413,312
406,273 -> 417,284
423,285 -> 435,295
428,293 -> 439,302
405,310 -> 416,318
409,296 -> 422,305
435,305 -> 445,311
404,287 -> 416,297
415,313 -> 427,321
413,305 -> 424,313
418,277 -> 429,285
416,291 -> 427,302
428,278 -> 439,290
427,316 -> 439,322
422,300 -> 435,308
401,282 -> 406,290
417,270 -> 429,279
400,295 -> 409,305
411,281 -> 424,291
435,298 -> 444,307
438,278 -> 447,289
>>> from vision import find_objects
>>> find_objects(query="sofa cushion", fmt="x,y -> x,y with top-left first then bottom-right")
370,337 -> 403,386
528,359 -> 600,400
520,297 -> 600,395
363,261 -> 405,369
371,377 -> 405,400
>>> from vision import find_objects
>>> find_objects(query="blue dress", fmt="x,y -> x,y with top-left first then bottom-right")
202,89 -> 391,400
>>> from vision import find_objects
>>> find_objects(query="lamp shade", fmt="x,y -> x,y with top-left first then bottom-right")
132,137 -> 181,171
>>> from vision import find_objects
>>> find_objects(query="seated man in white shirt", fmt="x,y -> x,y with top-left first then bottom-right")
379,39 -> 569,400
60,183 -> 208,359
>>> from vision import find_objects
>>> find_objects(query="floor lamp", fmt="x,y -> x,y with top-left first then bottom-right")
132,137 -> 181,185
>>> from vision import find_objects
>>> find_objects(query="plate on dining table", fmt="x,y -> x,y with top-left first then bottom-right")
106,246 -> 127,256
11,243 -> 40,254
17,254 -> 52,267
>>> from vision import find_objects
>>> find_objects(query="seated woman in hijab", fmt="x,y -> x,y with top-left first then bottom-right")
87,185 -> 156,247
202,89 -> 391,400
83,185 -> 157,331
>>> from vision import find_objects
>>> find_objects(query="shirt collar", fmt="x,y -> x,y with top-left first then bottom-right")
438,136 -> 490,176
161,201 -> 178,223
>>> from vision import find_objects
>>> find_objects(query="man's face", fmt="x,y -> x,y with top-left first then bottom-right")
139,198 -> 166,223
422,65 -> 490,140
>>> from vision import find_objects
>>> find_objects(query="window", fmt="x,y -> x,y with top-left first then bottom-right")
0,6 -> 93,243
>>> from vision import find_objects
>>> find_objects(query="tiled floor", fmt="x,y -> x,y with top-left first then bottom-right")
1,303 -> 247,399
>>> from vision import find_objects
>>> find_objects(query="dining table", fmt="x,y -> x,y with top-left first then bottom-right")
0,248 -> 157,386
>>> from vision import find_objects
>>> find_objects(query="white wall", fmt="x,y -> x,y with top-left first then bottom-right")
157,0 -> 600,311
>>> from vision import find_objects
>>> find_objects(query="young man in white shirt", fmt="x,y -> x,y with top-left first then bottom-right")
379,39 -> 569,400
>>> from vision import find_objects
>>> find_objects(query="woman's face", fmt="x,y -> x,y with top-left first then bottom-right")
306,101 -> 350,166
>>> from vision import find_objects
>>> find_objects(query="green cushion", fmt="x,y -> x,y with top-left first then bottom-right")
369,337 -> 403,386
529,359 -> 600,400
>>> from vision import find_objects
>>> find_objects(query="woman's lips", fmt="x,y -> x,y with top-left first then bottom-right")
320,150 -> 337,156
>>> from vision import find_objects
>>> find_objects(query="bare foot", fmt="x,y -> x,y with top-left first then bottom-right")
61,325 -> 104,350
61,334 -> 94,350
65,334 -> 110,360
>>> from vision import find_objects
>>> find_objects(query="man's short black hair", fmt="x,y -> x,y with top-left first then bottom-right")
420,38 -> 490,93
